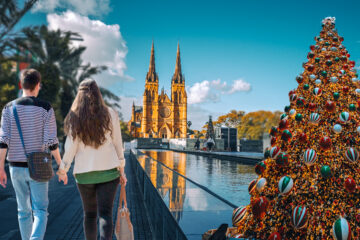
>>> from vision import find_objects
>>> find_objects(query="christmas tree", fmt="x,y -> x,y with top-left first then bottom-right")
231,17 -> 359,240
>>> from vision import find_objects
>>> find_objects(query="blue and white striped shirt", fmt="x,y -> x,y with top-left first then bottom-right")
0,96 -> 59,162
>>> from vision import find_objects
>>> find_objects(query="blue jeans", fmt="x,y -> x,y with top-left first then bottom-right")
9,166 -> 49,240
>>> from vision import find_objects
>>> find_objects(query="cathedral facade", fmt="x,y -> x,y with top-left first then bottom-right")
128,42 -> 187,139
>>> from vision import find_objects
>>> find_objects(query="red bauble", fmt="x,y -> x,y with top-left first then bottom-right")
268,232 -> 281,240
325,54 -> 331,60
345,178 -> 356,192
343,64 -> 349,70
325,101 -> 336,112
310,45 -> 315,51
349,61 -> 355,67
308,103 -> 317,111
288,90 -> 295,96
279,119 -> 288,130
270,127 -> 278,137
252,197 -> 269,219
307,65 -> 315,72
319,136 -> 331,150
299,133 -> 307,143
343,86 -> 349,93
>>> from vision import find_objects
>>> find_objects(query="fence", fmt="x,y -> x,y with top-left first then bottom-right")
130,150 -> 188,240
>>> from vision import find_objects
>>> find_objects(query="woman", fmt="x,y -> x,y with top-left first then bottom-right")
57,79 -> 127,240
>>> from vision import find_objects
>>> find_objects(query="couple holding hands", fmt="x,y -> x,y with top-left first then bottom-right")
0,69 -> 127,240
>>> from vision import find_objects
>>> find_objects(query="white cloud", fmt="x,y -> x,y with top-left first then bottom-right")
33,0 -> 110,17
187,80 -> 220,104
228,79 -> 251,94
47,11 -> 133,91
187,78 -> 251,104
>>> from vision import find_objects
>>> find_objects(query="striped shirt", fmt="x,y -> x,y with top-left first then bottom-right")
0,96 -> 59,162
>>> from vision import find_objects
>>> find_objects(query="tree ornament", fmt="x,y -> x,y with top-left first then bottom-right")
307,52 -> 314,59
334,57 -> 340,62
339,112 -> 350,123
296,97 -> 305,107
315,57 -> 320,63
332,217 -> 351,240
279,119 -> 288,130
289,109 -> 296,117
326,60 -> 333,66
333,124 -> 342,133
333,92 -> 340,100
357,126 -> 360,133
278,176 -> 293,195
296,75 -> 303,83
321,70 -> 327,77
281,129 -> 292,142
280,113 -> 288,120
276,152 -> 289,165
248,179 -> 258,194
268,232 -> 281,240
295,113 -> 303,122
315,79 -> 321,85
303,84 -> 309,90
309,113 -> 320,124
355,89 -> 360,95
256,178 -> 267,193
313,88 -> 322,96
289,94 -> 297,102
252,197 -> 269,219
308,102 -> 317,111
309,74 -> 316,80
255,161 -> 267,175
349,104 -> 356,111
319,136 -> 331,150
292,206 -> 308,229
352,77 -> 358,83
343,86 -> 349,93
271,137 -> 277,146
330,76 -> 338,83
284,105 -> 290,112
344,177 -> 356,192
269,146 -> 281,159
320,165 -> 331,178
307,65 -> 315,72
344,147 -> 359,162
303,149 -> 317,166
325,101 -> 336,112
232,207 -> 247,227
270,127 -> 278,136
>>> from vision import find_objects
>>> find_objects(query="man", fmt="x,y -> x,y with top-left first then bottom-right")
0,69 -> 62,240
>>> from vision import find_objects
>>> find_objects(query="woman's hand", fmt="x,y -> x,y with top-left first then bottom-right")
57,170 -> 68,185
118,167 -> 127,186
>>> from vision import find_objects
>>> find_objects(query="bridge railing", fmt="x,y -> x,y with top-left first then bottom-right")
130,149 -> 187,240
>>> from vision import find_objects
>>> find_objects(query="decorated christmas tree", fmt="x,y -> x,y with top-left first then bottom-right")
231,17 -> 360,240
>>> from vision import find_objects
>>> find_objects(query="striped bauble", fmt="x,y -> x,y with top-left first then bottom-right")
248,179 -> 258,194
292,206 -> 308,229
303,148 -> 317,166
344,147 -> 359,162
332,217 -> 351,240
339,111 -> 350,123
278,176 -> 293,195
309,113 -> 320,124
270,146 -> 281,159
232,207 -> 247,227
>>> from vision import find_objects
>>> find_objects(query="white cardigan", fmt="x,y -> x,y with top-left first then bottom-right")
59,107 -> 125,174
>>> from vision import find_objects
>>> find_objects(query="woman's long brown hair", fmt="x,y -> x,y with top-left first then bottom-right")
64,79 -> 112,148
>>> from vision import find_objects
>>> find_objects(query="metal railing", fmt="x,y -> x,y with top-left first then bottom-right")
130,150 -> 187,240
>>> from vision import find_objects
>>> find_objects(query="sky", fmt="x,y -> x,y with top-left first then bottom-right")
17,0 -> 360,129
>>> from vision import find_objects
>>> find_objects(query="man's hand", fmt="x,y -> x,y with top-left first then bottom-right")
0,168 -> 7,188
57,170 -> 68,185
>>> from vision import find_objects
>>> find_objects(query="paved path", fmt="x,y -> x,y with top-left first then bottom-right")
0,152 -> 152,240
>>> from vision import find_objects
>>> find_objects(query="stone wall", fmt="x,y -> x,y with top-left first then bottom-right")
169,138 -> 224,151
239,139 -> 263,153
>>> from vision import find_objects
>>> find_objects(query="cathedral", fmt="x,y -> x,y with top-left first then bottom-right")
128,42 -> 187,139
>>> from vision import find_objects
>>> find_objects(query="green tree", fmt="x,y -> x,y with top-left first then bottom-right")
0,62 -> 18,110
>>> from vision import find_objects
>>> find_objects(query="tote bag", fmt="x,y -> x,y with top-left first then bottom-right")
115,185 -> 134,240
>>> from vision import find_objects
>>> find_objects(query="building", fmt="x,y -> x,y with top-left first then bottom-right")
215,127 -> 238,151
128,42 -> 187,139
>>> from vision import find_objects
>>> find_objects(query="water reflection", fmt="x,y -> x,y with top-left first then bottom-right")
142,150 -> 256,207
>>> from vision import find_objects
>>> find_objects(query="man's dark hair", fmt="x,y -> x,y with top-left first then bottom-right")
20,69 -> 41,91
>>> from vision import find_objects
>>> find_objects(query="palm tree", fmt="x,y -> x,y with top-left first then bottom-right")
13,25 -> 121,138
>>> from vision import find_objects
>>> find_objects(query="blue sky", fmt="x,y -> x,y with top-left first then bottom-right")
18,0 -> 360,129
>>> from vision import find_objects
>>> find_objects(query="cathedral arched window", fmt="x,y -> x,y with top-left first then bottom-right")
174,92 -> 178,103
179,92 -> 182,103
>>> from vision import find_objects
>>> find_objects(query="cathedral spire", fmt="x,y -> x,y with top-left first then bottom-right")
149,41 -> 155,73
175,42 -> 181,74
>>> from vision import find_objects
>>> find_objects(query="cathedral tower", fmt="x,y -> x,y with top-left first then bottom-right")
141,41 -> 159,137
171,43 -> 187,138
